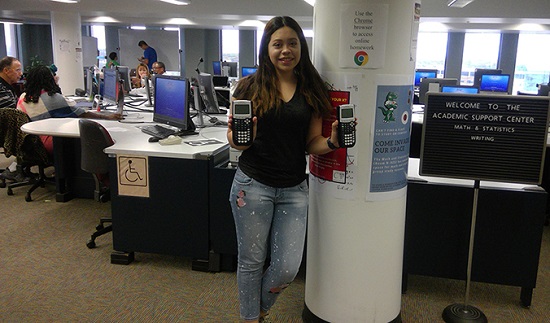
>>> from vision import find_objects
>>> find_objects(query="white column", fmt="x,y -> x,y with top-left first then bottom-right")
304,0 -> 420,322
51,11 -> 84,95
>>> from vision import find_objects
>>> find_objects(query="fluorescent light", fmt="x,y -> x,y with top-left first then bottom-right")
304,0 -> 315,6
0,18 -> 23,25
303,29 -> 314,38
51,0 -> 80,3
447,0 -> 476,8
163,27 -> 180,31
89,16 -> 120,23
160,0 -> 190,5
164,18 -> 195,25
131,26 -> 146,30
239,20 -> 266,29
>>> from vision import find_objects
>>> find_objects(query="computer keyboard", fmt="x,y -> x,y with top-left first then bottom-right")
140,125 -> 178,138
140,125 -> 198,139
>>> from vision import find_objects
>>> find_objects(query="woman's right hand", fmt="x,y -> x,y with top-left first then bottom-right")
227,114 -> 257,150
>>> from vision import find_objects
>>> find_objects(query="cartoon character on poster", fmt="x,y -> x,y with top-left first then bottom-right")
369,85 -> 412,195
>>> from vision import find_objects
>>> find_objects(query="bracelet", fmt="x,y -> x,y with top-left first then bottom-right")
326,137 -> 338,150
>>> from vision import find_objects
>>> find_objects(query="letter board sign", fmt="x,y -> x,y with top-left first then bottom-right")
420,93 -> 550,184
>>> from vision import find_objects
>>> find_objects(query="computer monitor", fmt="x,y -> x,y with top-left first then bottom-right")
221,61 -> 238,78
414,69 -> 438,87
241,66 -> 258,78
212,61 -> 222,75
143,75 -> 153,107
419,77 -> 458,104
537,83 -> 549,96
117,66 -> 132,93
212,75 -> 229,87
441,85 -> 480,94
102,68 -> 119,105
153,75 -> 192,130
196,72 -> 221,113
473,68 -> 502,88
479,74 -> 510,93
84,66 -> 95,97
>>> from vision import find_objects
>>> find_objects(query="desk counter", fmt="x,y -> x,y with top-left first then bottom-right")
22,112 -> 231,265
405,158 -> 546,308
21,114 -> 229,159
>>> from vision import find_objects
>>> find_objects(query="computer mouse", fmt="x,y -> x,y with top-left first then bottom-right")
148,136 -> 161,142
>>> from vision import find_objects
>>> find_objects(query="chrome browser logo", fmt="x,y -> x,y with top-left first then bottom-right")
354,51 -> 369,66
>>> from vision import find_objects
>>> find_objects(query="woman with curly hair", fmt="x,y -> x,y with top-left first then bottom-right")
17,65 -> 122,154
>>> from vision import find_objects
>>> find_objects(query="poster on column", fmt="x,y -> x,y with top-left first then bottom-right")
367,76 -> 413,201
339,3 -> 389,69
309,73 -> 361,200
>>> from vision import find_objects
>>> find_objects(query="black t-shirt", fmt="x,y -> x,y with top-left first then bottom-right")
237,90 -> 313,188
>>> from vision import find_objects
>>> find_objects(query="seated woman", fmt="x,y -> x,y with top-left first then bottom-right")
129,63 -> 153,96
17,65 -> 123,155
131,63 -> 151,88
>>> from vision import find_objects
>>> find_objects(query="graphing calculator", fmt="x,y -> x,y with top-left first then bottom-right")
231,100 -> 253,146
337,104 -> 356,148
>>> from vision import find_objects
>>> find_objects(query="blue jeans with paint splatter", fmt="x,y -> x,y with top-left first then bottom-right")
229,167 -> 308,321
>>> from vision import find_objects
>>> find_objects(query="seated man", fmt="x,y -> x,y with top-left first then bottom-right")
0,56 -> 22,109
152,61 -> 166,75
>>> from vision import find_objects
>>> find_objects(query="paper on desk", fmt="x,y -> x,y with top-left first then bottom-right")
184,139 -> 223,146
104,126 -> 129,132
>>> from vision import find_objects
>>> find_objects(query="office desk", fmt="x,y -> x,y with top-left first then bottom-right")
22,112 -> 231,267
404,159 -> 547,307
103,117 -> 229,266
21,113 -> 155,202
209,158 -> 548,306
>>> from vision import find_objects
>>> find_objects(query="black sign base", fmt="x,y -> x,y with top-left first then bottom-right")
442,303 -> 487,323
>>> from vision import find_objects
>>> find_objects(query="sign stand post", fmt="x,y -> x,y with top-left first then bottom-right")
442,179 -> 487,323
420,93 -> 550,322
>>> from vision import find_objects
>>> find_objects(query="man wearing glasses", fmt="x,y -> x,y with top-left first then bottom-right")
0,56 -> 23,109
152,61 -> 166,75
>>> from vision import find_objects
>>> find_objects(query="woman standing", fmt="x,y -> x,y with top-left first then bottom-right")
227,16 -> 341,322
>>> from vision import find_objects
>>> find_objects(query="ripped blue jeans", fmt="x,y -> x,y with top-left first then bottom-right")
229,167 -> 308,321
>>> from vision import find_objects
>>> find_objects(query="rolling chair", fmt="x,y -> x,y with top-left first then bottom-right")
78,119 -> 115,248
0,108 -> 53,201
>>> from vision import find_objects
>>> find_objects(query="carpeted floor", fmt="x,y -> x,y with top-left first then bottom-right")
0,154 -> 549,322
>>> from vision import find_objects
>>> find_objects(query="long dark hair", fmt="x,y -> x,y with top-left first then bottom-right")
236,16 -> 331,118
24,65 -> 61,103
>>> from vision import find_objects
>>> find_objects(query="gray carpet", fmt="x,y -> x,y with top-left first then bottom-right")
1,154 -> 549,322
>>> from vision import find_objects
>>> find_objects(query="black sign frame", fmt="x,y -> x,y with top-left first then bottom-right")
420,93 -> 550,184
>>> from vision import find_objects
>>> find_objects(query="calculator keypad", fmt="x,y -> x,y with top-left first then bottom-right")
234,118 -> 252,145
339,122 -> 356,147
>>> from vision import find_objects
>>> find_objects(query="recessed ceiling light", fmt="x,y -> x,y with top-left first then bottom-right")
160,0 -> 190,5
447,0 -> 476,8
164,18 -> 195,25
51,0 -> 80,3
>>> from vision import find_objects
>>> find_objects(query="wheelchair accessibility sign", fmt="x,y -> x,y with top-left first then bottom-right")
116,155 -> 149,197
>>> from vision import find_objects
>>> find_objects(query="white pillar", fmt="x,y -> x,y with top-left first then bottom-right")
51,11 -> 84,95
304,0 -> 420,322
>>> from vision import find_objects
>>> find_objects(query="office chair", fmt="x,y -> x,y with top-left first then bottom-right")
78,119 -> 115,248
0,108 -> 53,201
